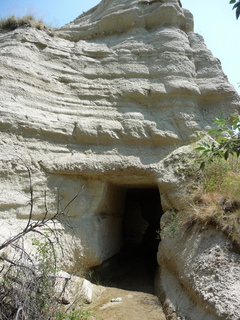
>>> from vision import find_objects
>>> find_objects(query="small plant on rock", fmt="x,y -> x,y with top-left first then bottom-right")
0,234 -> 61,319
195,114 -> 240,169
180,114 -> 240,247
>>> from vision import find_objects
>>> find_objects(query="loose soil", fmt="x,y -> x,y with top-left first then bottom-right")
86,258 -> 166,320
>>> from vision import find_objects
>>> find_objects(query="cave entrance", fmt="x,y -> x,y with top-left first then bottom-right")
92,186 -> 164,291
121,187 -> 163,274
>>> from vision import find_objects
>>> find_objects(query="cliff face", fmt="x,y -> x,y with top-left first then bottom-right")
0,0 -> 239,270
156,224 -> 240,320
58,0 -> 192,41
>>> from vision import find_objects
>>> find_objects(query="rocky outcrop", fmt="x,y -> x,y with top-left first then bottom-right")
0,0 -> 239,272
1,0 -> 240,318
57,0 -> 193,41
156,222 -> 240,320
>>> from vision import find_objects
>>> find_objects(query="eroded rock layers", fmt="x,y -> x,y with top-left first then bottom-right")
0,2 -> 240,317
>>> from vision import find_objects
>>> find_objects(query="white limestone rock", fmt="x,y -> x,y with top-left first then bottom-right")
0,0 -> 239,272
156,224 -> 240,320
55,270 -> 105,305
57,0 -> 193,41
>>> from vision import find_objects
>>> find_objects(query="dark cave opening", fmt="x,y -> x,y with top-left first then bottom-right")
92,186 -> 164,291
121,187 -> 163,275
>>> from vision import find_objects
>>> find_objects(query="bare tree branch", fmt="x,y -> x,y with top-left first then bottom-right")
0,162 -> 80,319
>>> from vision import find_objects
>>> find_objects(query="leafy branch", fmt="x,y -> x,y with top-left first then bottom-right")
230,0 -> 240,19
195,114 -> 240,169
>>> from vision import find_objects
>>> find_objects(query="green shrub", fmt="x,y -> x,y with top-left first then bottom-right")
0,232 -> 98,319
0,233 -> 61,319
0,164 -> 93,319
195,114 -> 240,169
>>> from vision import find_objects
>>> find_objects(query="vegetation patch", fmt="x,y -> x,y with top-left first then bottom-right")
183,158 -> 240,241
0,164 -> 95,320
0,15 -> 50,31
56,309 -> 98,320
178,114 -> 240,249
160,210 -> 181,239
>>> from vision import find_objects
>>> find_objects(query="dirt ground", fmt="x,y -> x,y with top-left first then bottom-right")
86,259 -> 166,320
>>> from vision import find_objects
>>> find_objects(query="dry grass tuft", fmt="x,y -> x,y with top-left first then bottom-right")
182,156 -> 240,245
0,15 -> 51,31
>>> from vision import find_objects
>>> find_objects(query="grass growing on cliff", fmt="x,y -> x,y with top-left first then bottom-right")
0,15 -> 50,31
181,153 -> 240,248
178,114 -> 240,247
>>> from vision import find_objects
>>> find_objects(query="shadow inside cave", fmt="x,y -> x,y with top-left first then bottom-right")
91,187 -> 163,294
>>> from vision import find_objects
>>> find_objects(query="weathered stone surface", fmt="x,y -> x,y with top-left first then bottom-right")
0,0 -> 239,271
55,271 -> 105,305
156,223 -> 240,320
58,0 -> 193,41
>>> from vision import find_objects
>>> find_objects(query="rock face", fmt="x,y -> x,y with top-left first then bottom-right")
0,0 -> 239,276
156,223 -> 240,320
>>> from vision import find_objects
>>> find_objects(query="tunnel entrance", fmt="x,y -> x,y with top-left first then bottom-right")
91,186 -> 164,291
122,187 -> 163,274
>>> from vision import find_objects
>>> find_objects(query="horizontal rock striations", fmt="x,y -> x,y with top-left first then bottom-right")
0,0 -> 239,277
58,0 -> 193,41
